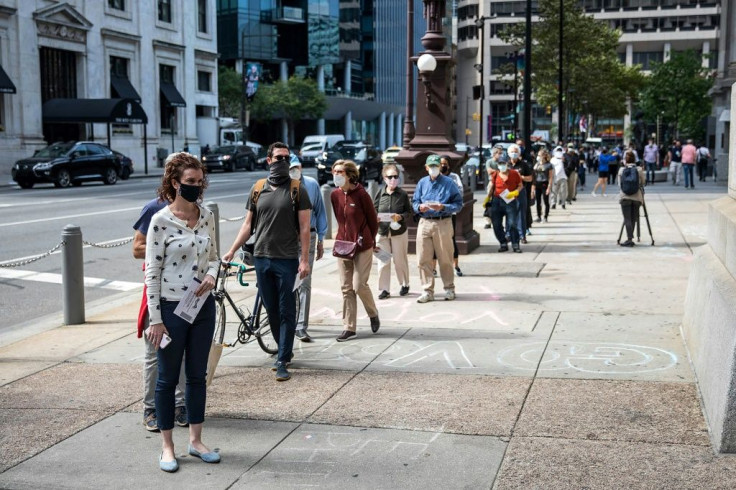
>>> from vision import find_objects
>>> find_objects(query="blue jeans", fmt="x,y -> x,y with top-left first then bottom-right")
645,161 -> 656,183
683,164 -> 694,188
254,257 -> 298,364
506,188 -> 527,238
577,166 -> 586,188
156,295 -> 215,430
491,197 -> 521,246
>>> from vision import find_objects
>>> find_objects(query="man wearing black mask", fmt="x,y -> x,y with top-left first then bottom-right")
223,142 -> 312,382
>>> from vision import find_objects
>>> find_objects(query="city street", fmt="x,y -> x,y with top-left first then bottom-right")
1,178 -> 733,488
0,167 -> 301,332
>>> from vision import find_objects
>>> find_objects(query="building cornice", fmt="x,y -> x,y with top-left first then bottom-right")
0,6 -> 17,17
152,39 -> 185,52
195,49 -> 219,60
100,28 -> 141,43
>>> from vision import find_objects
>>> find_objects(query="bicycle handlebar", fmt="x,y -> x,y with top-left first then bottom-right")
221,261 -> 254,287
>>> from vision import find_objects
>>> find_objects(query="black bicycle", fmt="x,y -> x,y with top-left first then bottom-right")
213,261 -> 300,355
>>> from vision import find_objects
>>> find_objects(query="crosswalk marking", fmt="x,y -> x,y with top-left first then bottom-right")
0,269 -> 142,292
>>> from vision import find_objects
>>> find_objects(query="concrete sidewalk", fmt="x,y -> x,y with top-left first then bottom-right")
2,179 -> 735,489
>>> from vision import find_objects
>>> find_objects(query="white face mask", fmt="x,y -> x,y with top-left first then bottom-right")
428,167 -> 440,178
289,169 -> 301,180
508,152 -> 519,160
554,151 -> 563,159
333,174 -> 347,188
389,221 -> 401,230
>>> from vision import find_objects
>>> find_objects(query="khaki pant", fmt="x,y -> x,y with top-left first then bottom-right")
337,248 -> 378,332
567,172 -> 578,201
416,218 -> 455,295
377,232 -> 409,293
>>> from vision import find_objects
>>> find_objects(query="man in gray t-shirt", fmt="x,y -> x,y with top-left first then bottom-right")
223,142 -> 311,382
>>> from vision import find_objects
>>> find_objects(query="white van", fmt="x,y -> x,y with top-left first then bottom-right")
299,134 -> 345,166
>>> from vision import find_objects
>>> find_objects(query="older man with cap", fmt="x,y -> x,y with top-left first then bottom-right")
289,155 -> 328,342
412,154 -> 464,303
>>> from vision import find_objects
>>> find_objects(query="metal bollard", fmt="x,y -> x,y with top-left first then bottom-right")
203,202 -> 220,257
62,225 -> 85,325
321,184 -> 333,239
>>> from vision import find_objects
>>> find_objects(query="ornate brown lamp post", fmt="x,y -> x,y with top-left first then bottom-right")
395,0 -> 480,254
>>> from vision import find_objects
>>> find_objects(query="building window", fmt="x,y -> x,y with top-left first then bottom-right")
198,0 -> 208,33
158,0 -> 172,23
160,65 -> 175,132
110,56 -> 127,78
108,0 -> 125,10
197,71 -> 211,92
632,51 -> 663,70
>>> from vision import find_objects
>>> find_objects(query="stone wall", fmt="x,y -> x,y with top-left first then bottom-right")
682,82 -> 736,453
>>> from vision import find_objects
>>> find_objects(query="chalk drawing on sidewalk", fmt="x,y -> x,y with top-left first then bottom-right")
497,341 -> 678,374
383,341 -> 475,369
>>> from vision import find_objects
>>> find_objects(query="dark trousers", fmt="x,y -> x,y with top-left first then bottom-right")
492,198 -> 521,246
156,296 -> 216,430
621,200 -> 641,241
683,164 -> 695,188
254,257 -> 298,364
534,182 -> 550,219
645,161 -> 656,183
577,166 -> 586,188
697,160 -> 708,181
506,187 -> 527,237
608,164 -> 619,185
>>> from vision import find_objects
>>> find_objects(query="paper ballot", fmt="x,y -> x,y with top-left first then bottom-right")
293,273 -> 304,292
377,213 -> 394,222
374,248 -> 392,263
173,277 -> 206,323
500,189 -> 514,203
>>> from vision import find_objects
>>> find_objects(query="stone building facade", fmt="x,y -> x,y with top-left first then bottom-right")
0,1 -> 218,181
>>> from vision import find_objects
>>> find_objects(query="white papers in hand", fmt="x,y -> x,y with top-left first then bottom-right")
500,189 -> 514,203
374,248 -> 392,263
173,277 -> 206,323
377,212 -> 393,222
293,273 -> 304,292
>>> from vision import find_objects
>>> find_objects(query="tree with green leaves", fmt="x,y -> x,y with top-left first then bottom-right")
499,0 -> 644,137
638,50 -> 714,141
250,76 -> 328,146
217,66 -> 242,119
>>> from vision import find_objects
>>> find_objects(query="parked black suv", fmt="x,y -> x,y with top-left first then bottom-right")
12,142 -> 121,189
202,145 -> 257,172
316,143 -> 383,186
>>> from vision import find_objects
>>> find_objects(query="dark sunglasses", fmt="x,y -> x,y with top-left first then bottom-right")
272,155 -> 289,162
385,175 -> 399,180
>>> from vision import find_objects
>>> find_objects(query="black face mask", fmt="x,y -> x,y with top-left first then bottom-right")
440,166 -> 450,175
178,182 -> 201,203
268,157 -> 291,186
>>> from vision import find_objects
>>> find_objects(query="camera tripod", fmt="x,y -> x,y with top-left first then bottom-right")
617,194 -> 654,246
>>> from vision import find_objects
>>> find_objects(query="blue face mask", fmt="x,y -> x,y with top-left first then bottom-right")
508,152 -> 519,160
498,164 -> 508,172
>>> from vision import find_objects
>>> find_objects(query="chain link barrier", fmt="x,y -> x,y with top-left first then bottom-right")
0,241 -> 66,268
221,215 -> 245,222
82,237 -> 133,248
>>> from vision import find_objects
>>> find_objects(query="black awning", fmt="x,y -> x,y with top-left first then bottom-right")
0,65 -> 16,94
42,98 -> 148,124
110,75 -> 141,103
160,82 -> 186,108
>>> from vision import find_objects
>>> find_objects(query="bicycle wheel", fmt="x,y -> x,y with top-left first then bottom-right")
254,301 -> 278,355
214,299 -> 226,344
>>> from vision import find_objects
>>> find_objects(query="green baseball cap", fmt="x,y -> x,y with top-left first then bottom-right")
425,154 -> 441,166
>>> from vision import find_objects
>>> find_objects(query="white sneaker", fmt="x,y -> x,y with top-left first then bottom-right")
417,292 -> 434,303
602,193 -> 607,197
444,290 -> 456,301
591,191 -> 597,197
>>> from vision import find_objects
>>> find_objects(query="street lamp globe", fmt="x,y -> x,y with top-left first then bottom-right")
417,53 -> 437,74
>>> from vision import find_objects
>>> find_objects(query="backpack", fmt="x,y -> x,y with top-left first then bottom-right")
621,166 -> 640,195
243,178 -> 302,258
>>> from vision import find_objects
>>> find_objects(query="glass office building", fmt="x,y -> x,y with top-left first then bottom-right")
217,0 -> 426,148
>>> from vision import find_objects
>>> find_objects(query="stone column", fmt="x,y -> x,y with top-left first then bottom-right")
344,111 -> 352,140
702,41 -> 711,69
625,44 -> 633,66
387,113 -> 395,149
379,112 -> 387,150
344,60 -> 352,95
682,82 -> 736,453
664,43 -> 671,62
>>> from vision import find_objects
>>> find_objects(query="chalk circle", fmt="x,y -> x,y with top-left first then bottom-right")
497,341 -> 678,374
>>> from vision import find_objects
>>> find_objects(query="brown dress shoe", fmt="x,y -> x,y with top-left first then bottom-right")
336,330 -> 356,342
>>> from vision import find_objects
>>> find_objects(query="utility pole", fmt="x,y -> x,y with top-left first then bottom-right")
475,16 -> 487,167
402,0 -> 415,148
558,0 -> 564,143
523,0 -> 533,155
